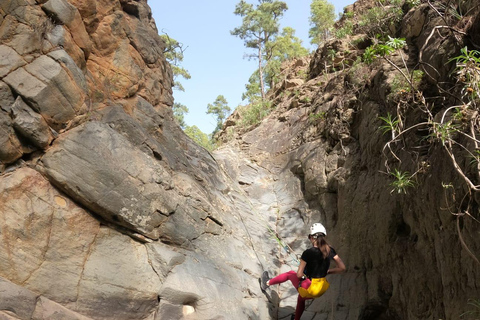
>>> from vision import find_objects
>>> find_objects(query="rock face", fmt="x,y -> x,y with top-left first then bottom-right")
0,0 -> 479,320
0,1 -> 275,319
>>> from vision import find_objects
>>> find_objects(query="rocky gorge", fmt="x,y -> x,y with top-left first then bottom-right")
0,0 -> 479,319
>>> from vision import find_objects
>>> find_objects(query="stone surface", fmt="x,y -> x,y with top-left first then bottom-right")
3,53 -> 86,130
40,121 -> 177,239
11,96 -> 53,149
0,81 -> 15,112
0,277 -> 37,320
0,110 -> 23,164
0,44 -> 26,77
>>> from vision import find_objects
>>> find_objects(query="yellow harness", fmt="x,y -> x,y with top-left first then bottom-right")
298,277 -> 329,299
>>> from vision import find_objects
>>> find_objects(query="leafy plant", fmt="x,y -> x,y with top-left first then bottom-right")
309,0 -> 336,45
357,4 -> 403,37
239,100 -> 273,127
429,121 -> 459,146
469,150 -> 480,167
388,70 -> 423,101
450,47 -> 480,102
335,20 -> 353,39
363,46 -> 377,64
405,0 -> 420,8
379,112 -> 400,136
309,111 -> 326,122
390,169 -> 415,194
461,299 -> 480,318
386,36 -> 406,50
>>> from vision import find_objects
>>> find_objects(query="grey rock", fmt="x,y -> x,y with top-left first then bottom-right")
0,44 -> 26,77
0,168 -> 160,320
3,54 -> 86,130
0,277 -> 37,320
32,297 -> 93,320
0,81 -> 15,112
75,228 -> 161,319
48,49 -> 87,91
41,0 -> 76,25
0,110 -> 22,164
41,121 -> 177,239
11,96 -> 53,149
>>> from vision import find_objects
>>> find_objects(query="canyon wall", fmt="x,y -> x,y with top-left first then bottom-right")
0,0 -> 479,320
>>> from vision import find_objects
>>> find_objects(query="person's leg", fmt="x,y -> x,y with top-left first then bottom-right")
268,270 -> 300,288
294,295 -> 307,320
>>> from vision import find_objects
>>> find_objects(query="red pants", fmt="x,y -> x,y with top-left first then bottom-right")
268,271 -> 311,320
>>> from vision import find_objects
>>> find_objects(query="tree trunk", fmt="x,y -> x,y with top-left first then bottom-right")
258,45 -> 266,101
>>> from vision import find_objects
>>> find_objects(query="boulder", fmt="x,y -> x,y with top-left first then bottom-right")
0,81 -> 15,112
11,96 -> 53,149
0,110 -> 22,165
41,0 -> 93,57
40,121 -> 178,239
0,44 -> 26,77
3,53 -> 87,130
0,167 -> 160,320
0,277 -> 38,320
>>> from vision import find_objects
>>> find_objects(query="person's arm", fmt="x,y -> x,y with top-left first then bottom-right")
296,259 -> 307,279
327,255 -> 346,274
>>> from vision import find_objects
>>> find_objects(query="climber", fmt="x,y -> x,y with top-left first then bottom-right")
260,222 -> 346,320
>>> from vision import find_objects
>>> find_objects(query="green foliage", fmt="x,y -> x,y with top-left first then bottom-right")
335,20 -> 353,39
242,70 -> 262,102
184,125 -> 215,151
206,95 -> 231,136
461,299 -> 480,318
172,102 -> 189,129
389,169 -> 415,194
429,121 -> 459,146
309,0 -> 336,45
389,70 -> 424,101
309,111 -> 326,122
469,150 -> 480,167
379,112 -> 400,135
405,0 -> 420,8
364,37 -> 402,64
231,0 -> 288,99
436,1 -> 464,21
238,99 -> 273,127
450,47 -> 480,102
343,11 -> 354,19
363,46 -> 377,64
160,34 -> 191,92
364,36 -> 406,64
386,36 -> 406,50
264,27 -> 309,89
357,3 -> 403,37
242,27 -> 308,103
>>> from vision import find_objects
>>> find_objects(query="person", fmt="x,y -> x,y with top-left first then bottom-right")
260,223 -> 346,320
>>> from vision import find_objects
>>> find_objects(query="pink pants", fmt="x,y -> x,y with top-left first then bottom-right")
268,271 -> 312,320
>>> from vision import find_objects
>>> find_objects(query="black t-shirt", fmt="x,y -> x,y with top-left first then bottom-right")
301,246 -> 337,278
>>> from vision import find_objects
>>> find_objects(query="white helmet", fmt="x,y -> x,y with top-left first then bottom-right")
310,223 -> 327,236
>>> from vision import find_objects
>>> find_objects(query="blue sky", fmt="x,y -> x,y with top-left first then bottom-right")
150,0 -> 354,135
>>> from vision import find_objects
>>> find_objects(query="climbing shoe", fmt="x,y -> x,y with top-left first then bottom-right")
259,271 -> 269,292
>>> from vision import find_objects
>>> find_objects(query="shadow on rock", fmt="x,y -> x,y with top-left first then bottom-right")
263,289 -> 296,320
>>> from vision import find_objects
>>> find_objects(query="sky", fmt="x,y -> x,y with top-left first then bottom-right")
150,0 -> 355,135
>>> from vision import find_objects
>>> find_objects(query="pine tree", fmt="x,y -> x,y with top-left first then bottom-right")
309,0 -> 336,45
231,0 -> 288,101
206,95 -> 231,136
160,34 -> 191,91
